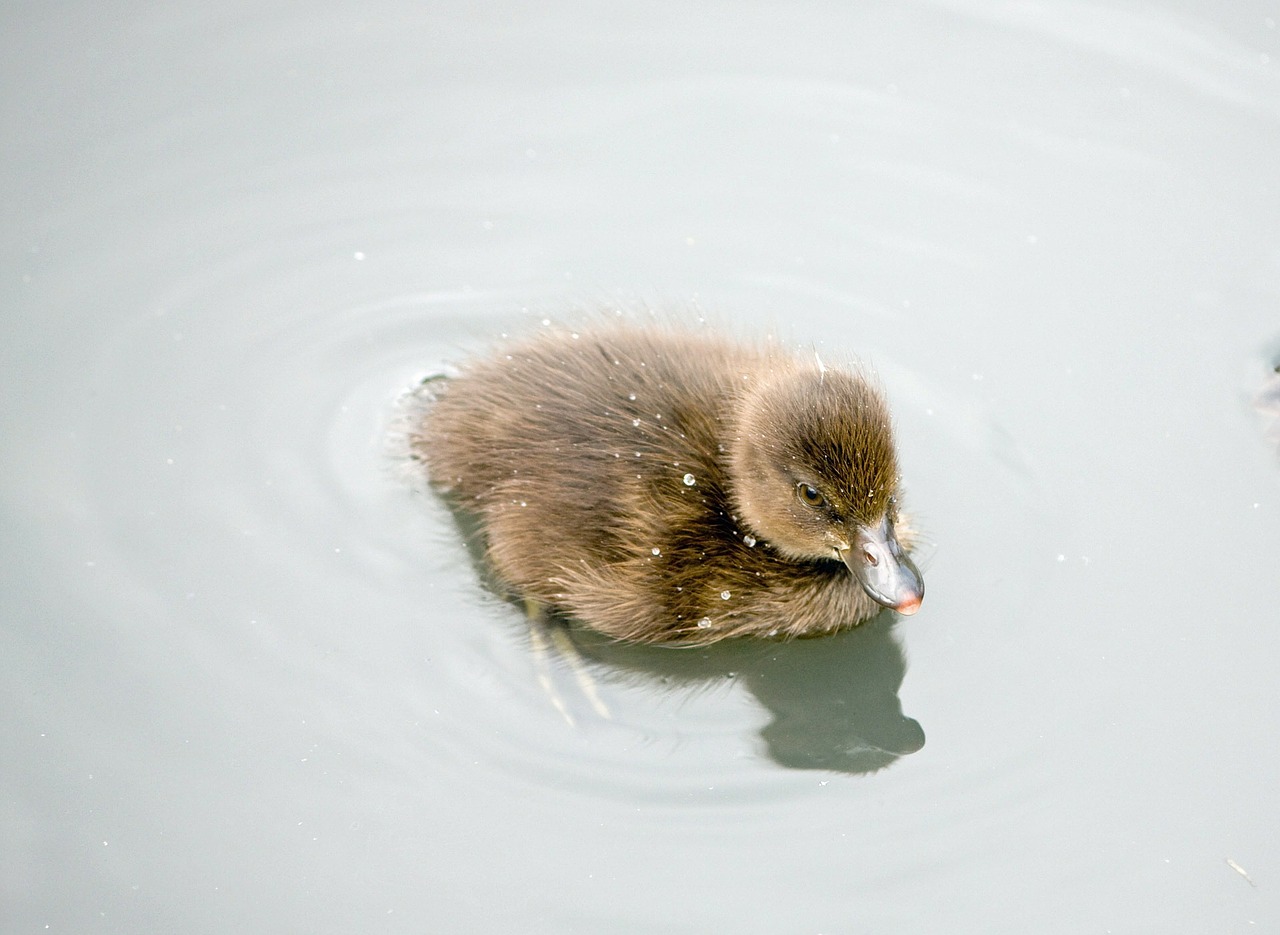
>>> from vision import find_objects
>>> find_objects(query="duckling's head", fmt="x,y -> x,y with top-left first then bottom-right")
728,367 -> 923,615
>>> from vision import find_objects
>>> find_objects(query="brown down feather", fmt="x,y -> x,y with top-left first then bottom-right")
413,323 -> 917,645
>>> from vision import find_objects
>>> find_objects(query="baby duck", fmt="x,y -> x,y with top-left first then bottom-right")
416,324 -> 923,645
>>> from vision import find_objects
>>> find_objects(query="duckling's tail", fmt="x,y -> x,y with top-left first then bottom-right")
387,373 -> 452,486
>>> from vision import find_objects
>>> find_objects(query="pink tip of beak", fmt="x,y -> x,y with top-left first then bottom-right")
894,595 -> 922,616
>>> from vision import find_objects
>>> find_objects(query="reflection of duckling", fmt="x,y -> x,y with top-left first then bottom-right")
574,615 -> 925,774
416,325 -> 923,644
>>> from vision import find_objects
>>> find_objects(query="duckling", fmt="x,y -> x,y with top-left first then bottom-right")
415,324 -> 923,645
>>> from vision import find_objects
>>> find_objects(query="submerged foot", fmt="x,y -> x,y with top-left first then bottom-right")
525,598 -> 611,724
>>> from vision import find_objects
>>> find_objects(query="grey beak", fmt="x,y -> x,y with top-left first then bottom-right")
838,515 -> 924,615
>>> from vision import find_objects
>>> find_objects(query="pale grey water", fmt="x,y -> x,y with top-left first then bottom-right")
3,2 -> 1279,932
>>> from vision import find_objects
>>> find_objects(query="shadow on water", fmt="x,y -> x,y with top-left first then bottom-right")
572,616 -> 925,776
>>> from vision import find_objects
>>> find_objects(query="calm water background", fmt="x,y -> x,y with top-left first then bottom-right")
4,2 -> 1279,932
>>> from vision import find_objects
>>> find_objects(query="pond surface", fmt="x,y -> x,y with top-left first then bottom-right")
3,2 -> 1279,932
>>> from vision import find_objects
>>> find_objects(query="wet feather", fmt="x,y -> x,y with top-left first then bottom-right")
413,324 -> 923,644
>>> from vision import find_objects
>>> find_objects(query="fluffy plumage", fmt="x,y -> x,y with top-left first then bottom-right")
415,324 -> 923,644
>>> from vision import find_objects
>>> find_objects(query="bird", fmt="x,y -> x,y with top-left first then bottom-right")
413,322 -> 923,645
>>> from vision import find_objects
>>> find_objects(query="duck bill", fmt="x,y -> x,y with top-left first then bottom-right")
839,516 -> 924,615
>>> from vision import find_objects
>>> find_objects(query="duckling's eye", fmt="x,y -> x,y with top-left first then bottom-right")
796,483 -> 825,508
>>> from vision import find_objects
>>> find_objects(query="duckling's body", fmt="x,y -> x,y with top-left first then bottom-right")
417,325 -> 922,644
